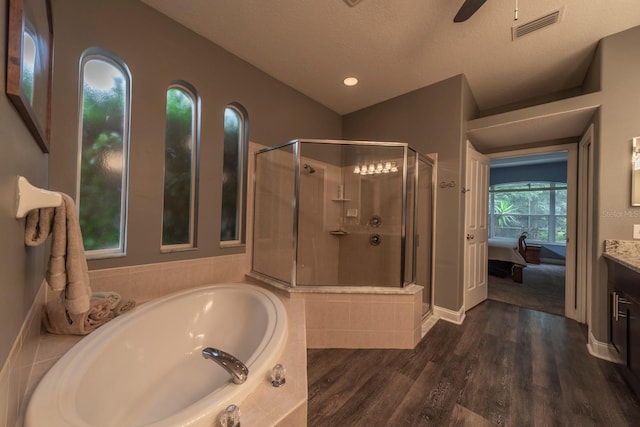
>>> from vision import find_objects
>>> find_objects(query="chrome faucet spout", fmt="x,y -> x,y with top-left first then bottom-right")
202,347 -> 249,384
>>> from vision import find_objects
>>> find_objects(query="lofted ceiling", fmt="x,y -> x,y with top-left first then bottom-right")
141,0 -> 640,116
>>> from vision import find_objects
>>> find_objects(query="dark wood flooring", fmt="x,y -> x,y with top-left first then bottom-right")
307,300 -> 640,426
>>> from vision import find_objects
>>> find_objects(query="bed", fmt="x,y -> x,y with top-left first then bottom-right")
488,238 -> 527,283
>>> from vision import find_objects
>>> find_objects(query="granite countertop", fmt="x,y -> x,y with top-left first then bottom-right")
604,240 -> 640,274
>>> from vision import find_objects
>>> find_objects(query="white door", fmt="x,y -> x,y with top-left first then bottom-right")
464,141 -> 489,310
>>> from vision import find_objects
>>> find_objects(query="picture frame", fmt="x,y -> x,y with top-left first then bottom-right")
6,0 -> 53,153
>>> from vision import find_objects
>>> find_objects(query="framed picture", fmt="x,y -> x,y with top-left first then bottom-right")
6,0 -> 53,153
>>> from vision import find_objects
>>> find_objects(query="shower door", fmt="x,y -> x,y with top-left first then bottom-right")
296,141 -> 407,288
336,144 -> 406,287
416,155 -> 434,315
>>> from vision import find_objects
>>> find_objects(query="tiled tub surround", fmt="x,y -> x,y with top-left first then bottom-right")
1,284 -> 306,426
1,253 -> 253,427
248,273 -> 424,349
604,239 -> 640,273
0,280 -> 46,427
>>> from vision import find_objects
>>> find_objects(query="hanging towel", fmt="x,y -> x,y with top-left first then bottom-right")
25,193 -> 94,334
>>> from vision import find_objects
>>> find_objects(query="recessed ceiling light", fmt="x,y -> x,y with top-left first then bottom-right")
343,77 -> 358,87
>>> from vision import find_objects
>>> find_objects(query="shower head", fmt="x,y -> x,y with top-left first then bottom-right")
303,164 -> 316,174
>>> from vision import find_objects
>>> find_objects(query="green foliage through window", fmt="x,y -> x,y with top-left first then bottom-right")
162,86 -> 197,247
221,106 -> 245,243
489,182 -> 566,244
78,56 -> 129,253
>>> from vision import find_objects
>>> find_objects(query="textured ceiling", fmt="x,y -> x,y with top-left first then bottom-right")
141,0 -> 640,115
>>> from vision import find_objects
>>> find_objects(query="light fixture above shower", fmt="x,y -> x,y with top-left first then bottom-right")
353,161 -> 398,175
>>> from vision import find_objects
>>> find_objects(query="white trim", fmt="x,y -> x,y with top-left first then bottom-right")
587,331 -> 622,363
433,304 -> 466,325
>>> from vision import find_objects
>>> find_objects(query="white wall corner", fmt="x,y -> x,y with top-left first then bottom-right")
587,331 -> 622,363
433,304 -> 466,325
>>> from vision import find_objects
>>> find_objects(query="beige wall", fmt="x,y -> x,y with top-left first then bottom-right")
49,0 -> 342,270
0,0 -> 49,367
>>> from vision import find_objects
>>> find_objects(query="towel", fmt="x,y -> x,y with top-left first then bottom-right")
92,291 -> 136,317
43,292 -> 114,335
25,193 -> 92,315
24,193 -> 136,335
92,291 -> 122,310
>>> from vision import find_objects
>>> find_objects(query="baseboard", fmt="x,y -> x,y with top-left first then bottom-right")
433,304 -> 466,325
587,331 -> 622,363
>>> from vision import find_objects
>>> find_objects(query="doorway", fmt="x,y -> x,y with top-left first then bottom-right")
486,144 -> 578,319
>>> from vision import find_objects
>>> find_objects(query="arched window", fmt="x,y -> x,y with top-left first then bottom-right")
78,50 -> 131,257
221,104 -> 248,245
162,83 -> 199,249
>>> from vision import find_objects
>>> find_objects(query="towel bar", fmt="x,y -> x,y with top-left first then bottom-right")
15,176 -> 62,218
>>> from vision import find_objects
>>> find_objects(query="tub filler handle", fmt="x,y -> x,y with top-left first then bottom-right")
202,347 -> 249,385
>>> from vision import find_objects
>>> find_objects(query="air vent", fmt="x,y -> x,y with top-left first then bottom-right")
343,0 -> 364,7
512,9 -> 562,40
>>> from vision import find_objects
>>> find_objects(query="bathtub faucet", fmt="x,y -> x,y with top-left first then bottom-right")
202,347 -> 249,384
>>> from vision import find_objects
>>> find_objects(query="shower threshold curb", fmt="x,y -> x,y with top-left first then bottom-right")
246,271 -> 422,296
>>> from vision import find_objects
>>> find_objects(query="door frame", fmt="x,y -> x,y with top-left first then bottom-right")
487,142 -> 581,322
577,124 -> 594,325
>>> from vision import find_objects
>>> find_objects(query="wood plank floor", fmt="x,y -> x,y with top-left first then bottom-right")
307,300 -> 640,426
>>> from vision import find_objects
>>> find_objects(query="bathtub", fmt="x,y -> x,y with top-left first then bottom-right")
25,283 -> 288,427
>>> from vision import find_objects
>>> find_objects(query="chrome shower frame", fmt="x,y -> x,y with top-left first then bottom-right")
252,138 -> 433,289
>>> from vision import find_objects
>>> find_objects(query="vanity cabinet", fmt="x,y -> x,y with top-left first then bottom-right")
607,259 -> 640,397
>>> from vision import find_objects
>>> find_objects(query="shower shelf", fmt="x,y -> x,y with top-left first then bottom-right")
330,230 -> 349,236
331,198 -> 351,202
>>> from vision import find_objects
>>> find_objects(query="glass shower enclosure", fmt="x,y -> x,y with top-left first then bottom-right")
252,139 -> 433,297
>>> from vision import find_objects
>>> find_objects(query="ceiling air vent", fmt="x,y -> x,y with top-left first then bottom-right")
512,9 -> 562,40
343,0 -> 364,7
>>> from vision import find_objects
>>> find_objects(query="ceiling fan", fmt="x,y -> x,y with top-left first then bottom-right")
343,0 -> 489,23
454,0 -> 487,22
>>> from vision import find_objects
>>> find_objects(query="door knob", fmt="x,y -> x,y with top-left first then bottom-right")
466,234 -> 475,240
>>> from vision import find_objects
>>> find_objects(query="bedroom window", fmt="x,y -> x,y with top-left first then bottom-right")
220,104 -> 247,246
161,84 -> 199,249
78,51 -> 130,257
488,182 -> 567,244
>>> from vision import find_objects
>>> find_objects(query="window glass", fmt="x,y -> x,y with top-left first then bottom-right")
22,31 -> 36,103
489,181 -> 566,244
78,54 -> 129,255
221,106 -> 246,243
162,85 -> 197,248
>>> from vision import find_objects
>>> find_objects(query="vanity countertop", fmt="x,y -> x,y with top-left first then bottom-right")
604,240 -> 640,274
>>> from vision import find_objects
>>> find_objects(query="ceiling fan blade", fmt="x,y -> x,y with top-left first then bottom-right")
453,0 -> 487,22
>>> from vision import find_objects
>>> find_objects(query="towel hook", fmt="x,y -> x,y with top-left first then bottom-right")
15,176 -> 62,219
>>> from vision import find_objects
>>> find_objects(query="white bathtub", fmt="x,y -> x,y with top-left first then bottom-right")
25,283 -> 288,427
